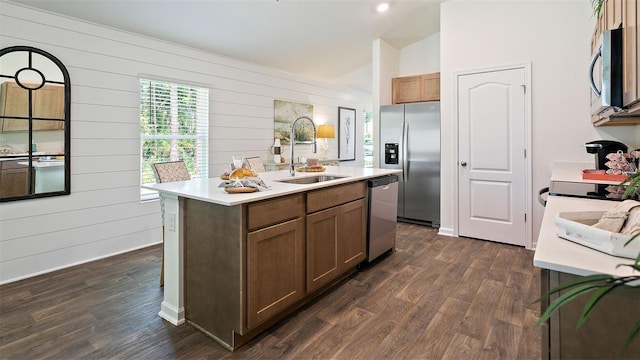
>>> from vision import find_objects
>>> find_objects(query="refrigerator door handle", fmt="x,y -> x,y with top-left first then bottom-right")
402,122 -> 408,182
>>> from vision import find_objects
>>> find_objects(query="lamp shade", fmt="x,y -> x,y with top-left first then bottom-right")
317,124 -> 335,139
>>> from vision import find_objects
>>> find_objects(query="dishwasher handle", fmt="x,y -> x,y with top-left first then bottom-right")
368,175 -> 399,187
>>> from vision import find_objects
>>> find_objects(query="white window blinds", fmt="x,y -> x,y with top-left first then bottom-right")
140,79 -> 209,199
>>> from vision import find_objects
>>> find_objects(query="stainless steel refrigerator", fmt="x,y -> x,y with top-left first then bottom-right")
379,102 -> 440,227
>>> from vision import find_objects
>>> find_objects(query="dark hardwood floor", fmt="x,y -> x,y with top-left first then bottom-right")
0,223 -> 541,359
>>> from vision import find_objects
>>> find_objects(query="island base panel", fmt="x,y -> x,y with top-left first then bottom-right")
542,269 -> 640,359
184,199 -> 244,347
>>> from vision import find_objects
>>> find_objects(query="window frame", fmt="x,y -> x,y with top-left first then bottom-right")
139,78 -> 209,201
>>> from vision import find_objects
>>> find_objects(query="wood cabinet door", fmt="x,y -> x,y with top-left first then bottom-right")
606,0 -> 623,29
338,198 -> 366,272
247,217 -> 305,329
33,84 -> 65,130
306,206 -> 340,293
393,73 -> 441,104
0,161 -> 29,197
0,82 -> 64,131
420,73 -> 440,101
623,0 -> 639,108
0,82 -> 29,131
392,76 -> 421,104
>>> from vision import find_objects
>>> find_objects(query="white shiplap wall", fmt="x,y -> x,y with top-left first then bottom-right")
0,2 -> 370,284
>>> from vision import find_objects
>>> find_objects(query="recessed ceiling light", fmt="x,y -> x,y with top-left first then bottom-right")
376,2 -> 389,13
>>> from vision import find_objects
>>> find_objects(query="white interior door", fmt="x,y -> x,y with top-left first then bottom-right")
458,67 -> 527,246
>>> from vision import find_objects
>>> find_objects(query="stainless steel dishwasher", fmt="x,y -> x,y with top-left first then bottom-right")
367,174 -> 399,261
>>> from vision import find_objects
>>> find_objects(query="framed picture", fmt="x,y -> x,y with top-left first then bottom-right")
338,107 -> 356,161
274,100 -> 314,145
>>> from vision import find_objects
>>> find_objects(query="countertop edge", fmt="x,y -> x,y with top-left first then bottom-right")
142,167 -> 402,206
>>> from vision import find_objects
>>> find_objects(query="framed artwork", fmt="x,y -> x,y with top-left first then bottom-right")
274,100 -> 314,145
338,107 -> 356,161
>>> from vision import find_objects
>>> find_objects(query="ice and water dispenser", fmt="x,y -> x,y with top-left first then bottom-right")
384,143 -> 399,165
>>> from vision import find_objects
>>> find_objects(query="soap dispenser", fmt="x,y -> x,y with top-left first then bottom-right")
273,139 -> 281,163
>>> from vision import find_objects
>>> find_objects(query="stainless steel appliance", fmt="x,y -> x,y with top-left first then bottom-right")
590,28 -> 624,117
367,175 -> 398,262
584,140 -> 628,170
380,102 -> 440,227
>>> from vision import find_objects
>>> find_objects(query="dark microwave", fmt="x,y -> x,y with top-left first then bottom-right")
589,28 -> 623,117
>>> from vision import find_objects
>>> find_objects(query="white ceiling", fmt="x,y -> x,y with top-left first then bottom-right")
8,0 -> 442,92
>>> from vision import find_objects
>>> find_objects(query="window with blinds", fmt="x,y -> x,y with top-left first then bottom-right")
140,79 -> 209,200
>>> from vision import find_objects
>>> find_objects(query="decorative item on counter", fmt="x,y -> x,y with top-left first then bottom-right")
296,165 -> 325,172
231,156 -> 244,170
218,167 -> 270,193
582,150 -> 638,182
273,139 -> 281,163
604,150 -> 637,174
220,169 -> 231,180
554,201 -> 640,259
229,167 -> 256,179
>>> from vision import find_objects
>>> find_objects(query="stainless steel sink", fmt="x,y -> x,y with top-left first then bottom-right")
275,175 -> 348,185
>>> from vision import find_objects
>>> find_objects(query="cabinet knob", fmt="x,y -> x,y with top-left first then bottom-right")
460,161 -> 467,167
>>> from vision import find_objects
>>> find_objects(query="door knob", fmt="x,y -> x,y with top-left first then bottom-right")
460,161 -> 467,167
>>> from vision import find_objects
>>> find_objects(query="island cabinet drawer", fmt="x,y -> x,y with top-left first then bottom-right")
306,181 -> 366,214
247,193 -> 304,231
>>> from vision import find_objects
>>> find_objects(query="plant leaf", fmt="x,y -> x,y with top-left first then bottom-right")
621,172 -> 640,198
534,284 -> 600,328
591,0 -> 604,18
532,274 -> 613,304
576,285 -> 619,328
621,320 -> 640,357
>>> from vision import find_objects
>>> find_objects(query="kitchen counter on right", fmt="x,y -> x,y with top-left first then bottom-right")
534,194 -> 639,359
533,195 -> 637,277
550,161 -> 621,185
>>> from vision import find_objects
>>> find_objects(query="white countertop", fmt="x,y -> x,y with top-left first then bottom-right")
143,166 -> 402,206
533,195 -> 638,277
551,161 -> 622,185
17,160 -> 64,168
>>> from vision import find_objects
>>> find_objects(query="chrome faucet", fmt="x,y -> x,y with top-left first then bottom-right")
290,116 -> 317,176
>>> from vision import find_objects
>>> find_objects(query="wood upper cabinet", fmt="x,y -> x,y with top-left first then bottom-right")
392,72 -> 440,104
606,0 -> 623,29
0,81 -> 65,131
306,182 -> 366,293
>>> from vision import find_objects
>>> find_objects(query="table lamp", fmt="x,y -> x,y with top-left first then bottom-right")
316,124 -> 335,159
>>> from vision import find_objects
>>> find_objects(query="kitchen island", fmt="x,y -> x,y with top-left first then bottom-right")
143,166 -> 401,350
534,195 -> 640,359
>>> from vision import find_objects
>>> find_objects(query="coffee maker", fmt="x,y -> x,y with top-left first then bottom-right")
584,140 -> 628,170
